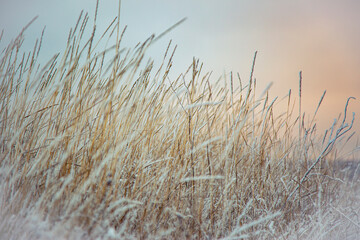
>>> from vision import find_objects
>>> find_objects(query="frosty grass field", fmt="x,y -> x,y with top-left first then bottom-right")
0,2 -> 359,239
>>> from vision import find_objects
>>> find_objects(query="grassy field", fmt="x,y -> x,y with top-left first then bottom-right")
1,4 -> 359,240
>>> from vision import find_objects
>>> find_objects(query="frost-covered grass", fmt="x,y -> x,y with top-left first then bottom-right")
1,3 -> 359,239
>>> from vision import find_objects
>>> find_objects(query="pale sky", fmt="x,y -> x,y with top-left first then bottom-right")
1,0 -> 359,157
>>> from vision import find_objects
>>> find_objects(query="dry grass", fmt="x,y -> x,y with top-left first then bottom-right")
0,3 -> 359,239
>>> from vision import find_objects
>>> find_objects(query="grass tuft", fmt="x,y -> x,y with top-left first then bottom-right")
1,5 -> 359,239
